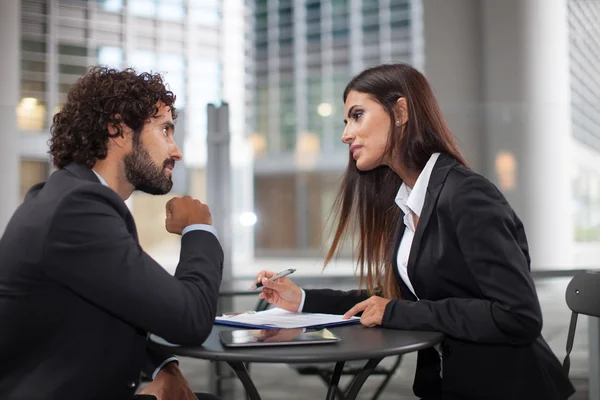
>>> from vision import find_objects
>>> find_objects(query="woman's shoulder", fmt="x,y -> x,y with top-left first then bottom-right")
441,163 -> 509,205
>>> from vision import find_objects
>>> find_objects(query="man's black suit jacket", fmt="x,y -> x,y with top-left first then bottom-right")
0,163 -> 223,400
303,153 -> 574,400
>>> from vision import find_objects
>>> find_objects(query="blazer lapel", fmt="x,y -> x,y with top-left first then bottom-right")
406,153 -> 457,284
63,163 -> 140,243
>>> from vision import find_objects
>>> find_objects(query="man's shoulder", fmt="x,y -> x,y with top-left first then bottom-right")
57,181 -> 128,217
31,169 -> 128,220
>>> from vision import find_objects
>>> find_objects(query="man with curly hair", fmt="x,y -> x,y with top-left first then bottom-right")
0,67 -> 223,400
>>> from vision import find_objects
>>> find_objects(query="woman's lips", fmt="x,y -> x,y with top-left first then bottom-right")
350,145 -> 363,159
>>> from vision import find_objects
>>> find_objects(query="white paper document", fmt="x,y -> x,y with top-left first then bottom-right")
215,307 -> 360,329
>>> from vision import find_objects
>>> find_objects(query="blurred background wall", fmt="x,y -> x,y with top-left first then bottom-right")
1,0 -> 599,278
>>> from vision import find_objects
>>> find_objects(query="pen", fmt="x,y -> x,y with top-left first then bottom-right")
250,268 -> 296,290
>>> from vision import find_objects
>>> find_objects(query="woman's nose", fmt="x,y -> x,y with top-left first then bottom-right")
341,127 -> 353,144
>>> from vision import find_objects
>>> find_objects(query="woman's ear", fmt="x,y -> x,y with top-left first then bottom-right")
394,97 -> 409,126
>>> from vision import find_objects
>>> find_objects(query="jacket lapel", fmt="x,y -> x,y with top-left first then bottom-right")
406,153 -> 457,285
63,163 -> 140,243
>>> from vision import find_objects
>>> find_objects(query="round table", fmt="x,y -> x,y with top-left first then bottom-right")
150,324 -> 443,400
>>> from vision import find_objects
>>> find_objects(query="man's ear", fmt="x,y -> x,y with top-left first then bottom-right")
108,113 -> 124,138
394,97 -> 409,126
107,122 -> 121,138
107,121 -> 133,149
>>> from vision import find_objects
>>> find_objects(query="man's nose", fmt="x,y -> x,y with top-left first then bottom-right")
170,143 -> 183,161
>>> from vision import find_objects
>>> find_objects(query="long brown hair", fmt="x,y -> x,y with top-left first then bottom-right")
325,63 -> 468,299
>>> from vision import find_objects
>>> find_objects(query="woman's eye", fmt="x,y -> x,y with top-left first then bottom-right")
353,112 -> 363,120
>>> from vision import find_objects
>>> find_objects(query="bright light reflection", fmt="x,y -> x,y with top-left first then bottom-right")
239,212 -> 257,226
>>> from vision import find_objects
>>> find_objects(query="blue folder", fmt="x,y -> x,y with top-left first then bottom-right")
214,309 -> 361,330
214,317 -> 360,330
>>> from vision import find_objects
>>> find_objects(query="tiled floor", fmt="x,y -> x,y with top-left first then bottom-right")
177,277 -> 590,399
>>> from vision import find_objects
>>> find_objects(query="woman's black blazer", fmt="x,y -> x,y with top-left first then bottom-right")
303,153 -> 574,400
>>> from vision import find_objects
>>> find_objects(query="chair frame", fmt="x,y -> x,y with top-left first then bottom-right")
563,271 -> 600,375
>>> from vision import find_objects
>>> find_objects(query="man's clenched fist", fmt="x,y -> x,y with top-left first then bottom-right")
165,196 -> 212,235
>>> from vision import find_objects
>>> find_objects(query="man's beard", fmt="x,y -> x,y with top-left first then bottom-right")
123,140 -> 175,195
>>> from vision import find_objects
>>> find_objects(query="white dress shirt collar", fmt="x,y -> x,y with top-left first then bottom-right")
394,152 -> 441,217
91,169 -> 108,187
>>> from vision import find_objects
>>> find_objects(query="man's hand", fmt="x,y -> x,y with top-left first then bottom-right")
138,362 -> 196,400
343,296 -> 391,328
165,196 -> 212,235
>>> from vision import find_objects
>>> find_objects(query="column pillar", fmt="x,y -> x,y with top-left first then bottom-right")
0,0 -> 21,232
421,0 -> 485,173
482,0 -> 573,269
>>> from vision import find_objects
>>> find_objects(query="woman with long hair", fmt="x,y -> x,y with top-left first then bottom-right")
255,64 -> 574,400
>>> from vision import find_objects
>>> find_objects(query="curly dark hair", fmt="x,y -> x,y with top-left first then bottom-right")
49,66 -> 178,169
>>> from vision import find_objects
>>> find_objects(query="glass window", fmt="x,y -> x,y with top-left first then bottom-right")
130,50 -> 156,72
189,0 -> 220,26
59,64 -> 87,75
280,82 -> 295,151
189,58 -> 220,81
189,0 -> 218,6
255,11 -> 267,29
129,0 -> 156,18
97,46 -> 123,69
189,6 -> 220,26
157,1 -> 184,21
17,97 -> 46,133
307,31 -> 321,43
278,7 -> 293,26
255,82 -> 269,153
98,0 -> 123,12
254,0 -> 267,10
22,39 -> 46,53
20,160 -> 49,201
186,58 -> 220,142
391,19 -> 410,29
58,44 -> 87,57
21,60 -> 46,73
21,81 -> 45,93
390,0 -> 410,10
573,167 -> 600,242
158,53 -> 186,106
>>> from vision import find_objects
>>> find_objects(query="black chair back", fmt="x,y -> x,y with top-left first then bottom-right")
563,271 -> 600,375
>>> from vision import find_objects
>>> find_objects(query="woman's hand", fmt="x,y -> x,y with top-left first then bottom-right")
254,270 -> 303,312
343,296 -> 391,327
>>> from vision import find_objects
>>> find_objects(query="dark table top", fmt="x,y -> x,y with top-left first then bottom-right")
149,324 -> 444,364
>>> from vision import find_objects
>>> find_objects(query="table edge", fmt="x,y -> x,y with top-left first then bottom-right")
149,332 -> 444,363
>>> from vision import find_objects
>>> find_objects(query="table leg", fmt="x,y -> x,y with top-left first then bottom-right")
209,361 -> 222,396
325,362 -> 346,400
343,358 -> 384,400
227,361 -> 262,400
589,317 -> 600,400
213,298 -> 240,398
